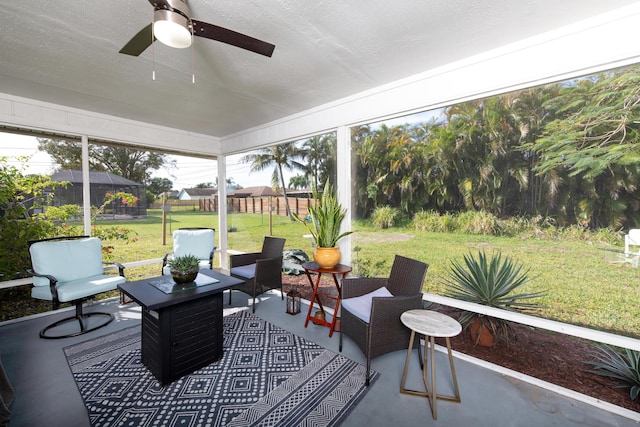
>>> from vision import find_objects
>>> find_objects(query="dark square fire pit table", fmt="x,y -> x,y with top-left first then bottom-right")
118,268 -> 244,386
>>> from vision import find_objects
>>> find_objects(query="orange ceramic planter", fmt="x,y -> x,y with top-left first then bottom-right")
313,247 -> 341,269
470,318 -> 495,347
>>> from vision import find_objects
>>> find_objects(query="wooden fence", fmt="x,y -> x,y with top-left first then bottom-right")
200,196 -> 315,217
149,200 -> 201,211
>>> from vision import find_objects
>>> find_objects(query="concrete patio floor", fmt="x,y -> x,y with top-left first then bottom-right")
1,289 -> 639,427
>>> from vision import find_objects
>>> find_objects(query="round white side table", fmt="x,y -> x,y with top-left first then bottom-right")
400,309 -> 462,420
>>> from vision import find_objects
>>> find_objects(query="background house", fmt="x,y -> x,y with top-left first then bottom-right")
228,186 -> 279,198
177,188 -> 218,201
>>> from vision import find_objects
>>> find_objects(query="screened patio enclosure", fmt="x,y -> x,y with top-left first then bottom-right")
1,2 -> 640,267
50,170 -> 147,217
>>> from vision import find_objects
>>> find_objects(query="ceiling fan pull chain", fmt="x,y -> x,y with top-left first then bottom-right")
152,14 -> 157,81
191,24 -> 195,84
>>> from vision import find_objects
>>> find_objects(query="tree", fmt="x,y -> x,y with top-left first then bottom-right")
289,175 -> 308,189
534,70 -> 640,179
301,133 -> 336,191
147,177 -> 173,195
530,68 -> 640,227
212,177 -> 240,189
37,138 -> 174,184
195,182 -> 214,188
241,142 -> 305,220
353,123 -> 429,215
465,97 -> 529,214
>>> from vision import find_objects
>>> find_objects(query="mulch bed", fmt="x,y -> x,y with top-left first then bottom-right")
282,274 -> 640,414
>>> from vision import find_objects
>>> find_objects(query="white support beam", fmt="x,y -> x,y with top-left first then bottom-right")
0,93 -> 221,157
217,155 -> 229,270
82,135 -> 91,235
336,125 -> 351,266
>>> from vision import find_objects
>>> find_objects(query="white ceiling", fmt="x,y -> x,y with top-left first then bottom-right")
1,0 -> 639,139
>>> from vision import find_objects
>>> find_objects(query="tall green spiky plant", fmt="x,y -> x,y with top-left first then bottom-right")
443,250 -> 545,344
294,181 -> 352,248
167,254 -> 200,272
586,345 -> 640,401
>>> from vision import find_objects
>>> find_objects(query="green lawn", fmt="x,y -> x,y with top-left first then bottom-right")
96,209 -> 640,339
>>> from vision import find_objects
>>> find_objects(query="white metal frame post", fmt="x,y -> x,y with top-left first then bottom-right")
336,125 -> 351,266
217,155 -> 229,270
82,135 -> 91,236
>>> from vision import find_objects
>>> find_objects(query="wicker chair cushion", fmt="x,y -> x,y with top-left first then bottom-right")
230,264 -> 256,280
341,286 -> 393,323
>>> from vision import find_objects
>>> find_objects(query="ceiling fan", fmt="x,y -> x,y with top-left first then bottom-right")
119,0 -> 275,57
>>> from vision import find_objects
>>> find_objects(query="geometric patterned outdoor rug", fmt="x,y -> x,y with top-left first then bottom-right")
64,309 -> 378,427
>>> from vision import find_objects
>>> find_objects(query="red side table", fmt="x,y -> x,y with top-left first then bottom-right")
302,261 -> 352,337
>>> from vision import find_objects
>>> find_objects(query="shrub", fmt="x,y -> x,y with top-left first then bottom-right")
0,158 -> 139,278
495,216 -> 531,237
413,210 -> 444,232
371,205 -> 401,229
414,210 -> 456,232
456,210 -> 498,235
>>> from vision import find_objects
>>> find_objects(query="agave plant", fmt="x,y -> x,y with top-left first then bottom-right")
294,181 -> 352,248
167,254 -> 200,272
586,344 -> 640,401
443,250 -> 545,344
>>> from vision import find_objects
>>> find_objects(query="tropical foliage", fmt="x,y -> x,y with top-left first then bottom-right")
352,64 -> 640,229
443,250 -> 546,344
301,133 -> 336,191
586,345 -> 640,401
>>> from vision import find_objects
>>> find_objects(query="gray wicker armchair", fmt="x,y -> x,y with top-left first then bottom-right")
339,255 -> 428,385
229,236 -> 286,312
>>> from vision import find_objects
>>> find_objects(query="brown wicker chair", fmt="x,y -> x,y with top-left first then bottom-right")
339,255 -> 428,385
229,236 -> 286,312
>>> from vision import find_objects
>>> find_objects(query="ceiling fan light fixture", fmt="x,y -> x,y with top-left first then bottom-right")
153,9 -> 192,49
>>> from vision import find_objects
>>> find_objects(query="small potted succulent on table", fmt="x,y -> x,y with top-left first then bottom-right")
168,254 -> 200,283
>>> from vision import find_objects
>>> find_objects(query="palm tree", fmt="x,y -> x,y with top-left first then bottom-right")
301,133 -> 336,191
241,142 -> 305,220
289,175 -> 308,190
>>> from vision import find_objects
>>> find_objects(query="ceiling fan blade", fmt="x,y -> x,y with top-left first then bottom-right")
119,24 -> 154,56
192,20 -> 275,57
